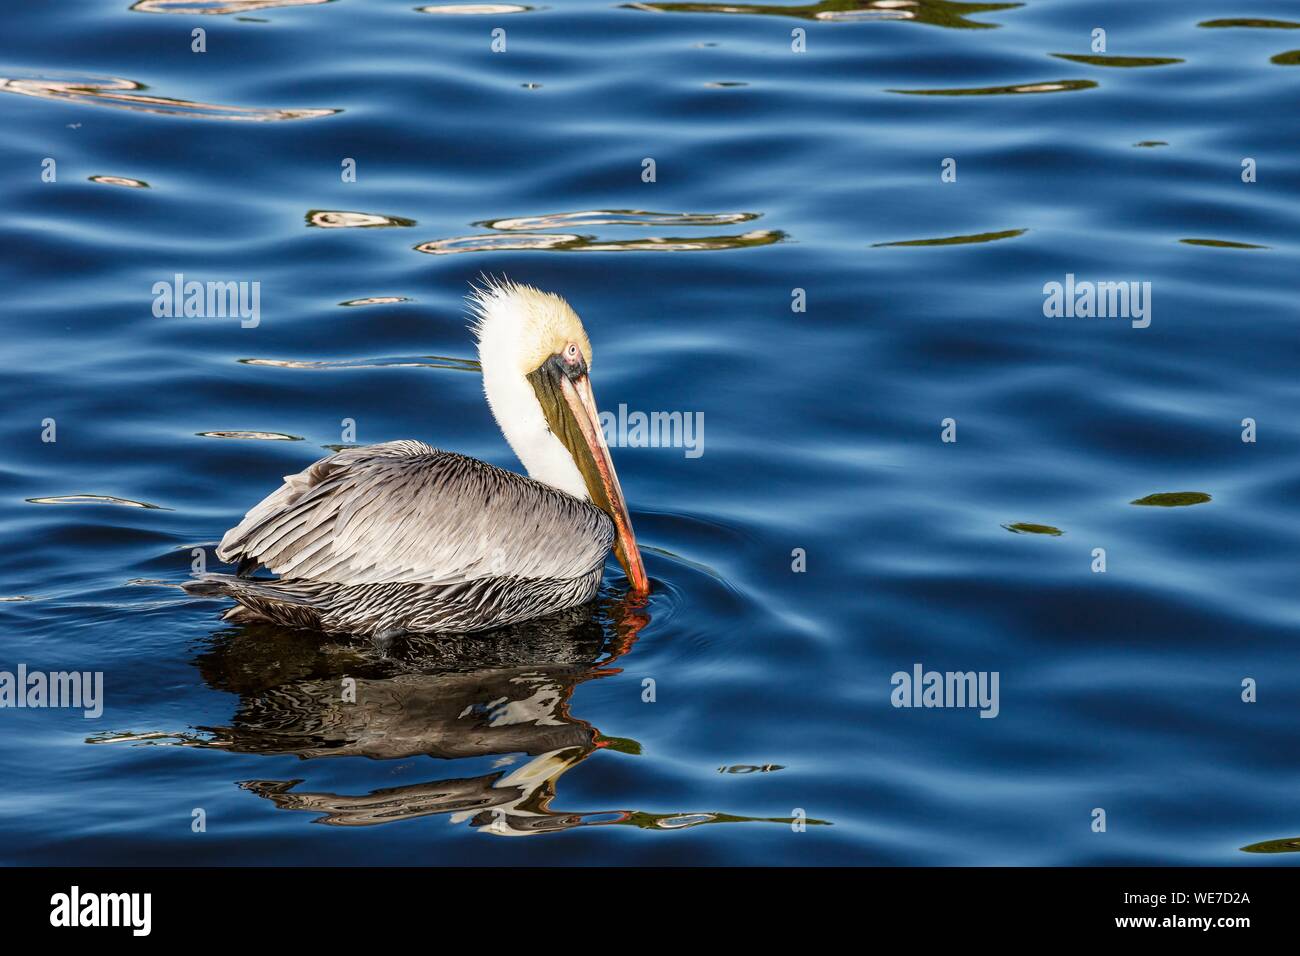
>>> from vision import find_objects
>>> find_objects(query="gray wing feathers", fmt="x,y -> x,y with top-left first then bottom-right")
217,440 -> 612,585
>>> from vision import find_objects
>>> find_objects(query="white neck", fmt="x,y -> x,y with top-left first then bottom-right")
480,362 -> 589,500
472,286 -> 588,499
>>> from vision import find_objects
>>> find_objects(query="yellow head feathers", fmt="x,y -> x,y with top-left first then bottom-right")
469,277 -> 593,376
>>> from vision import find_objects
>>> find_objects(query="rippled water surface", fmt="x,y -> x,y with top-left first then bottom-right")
1,0 -> 1298,865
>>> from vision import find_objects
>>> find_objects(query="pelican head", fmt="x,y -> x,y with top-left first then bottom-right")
470,277 -> 649,594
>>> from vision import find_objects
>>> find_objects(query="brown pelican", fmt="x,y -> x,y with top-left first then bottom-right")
184,278 -> 649,635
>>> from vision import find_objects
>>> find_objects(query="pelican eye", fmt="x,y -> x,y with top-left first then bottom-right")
558,342 -> 587,378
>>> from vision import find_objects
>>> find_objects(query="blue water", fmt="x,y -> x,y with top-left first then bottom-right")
1,0 -> 1298,865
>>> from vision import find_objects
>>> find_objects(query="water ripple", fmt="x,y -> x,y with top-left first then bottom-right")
25,494 -> 170,510
624,0 -> 1021,30
475,210 -> 760,230
415,230 -> 785,254
238,355 -> 481,372
88,175 -> 150,188
196,430 -> 304,441
130,0 -> 332,13
339,296 -> 413,307
888,79 -> 1096,95
0,72 -> 337,120
415,3 -> 534,13
306,210 -> 416,228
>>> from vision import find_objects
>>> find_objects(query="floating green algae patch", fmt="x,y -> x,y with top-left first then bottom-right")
1241,837 -> 1300,853
874,228 -> 1025,247
1051,53 -> 1183,67
1200,18 -> 1300,29
1180,238 -> 1268,249
1003,522 -> 1064,536
1130,492 -> 1212,507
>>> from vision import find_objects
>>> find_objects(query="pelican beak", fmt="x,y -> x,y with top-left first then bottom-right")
527,353 -> 649,594
558,372 -> 650,595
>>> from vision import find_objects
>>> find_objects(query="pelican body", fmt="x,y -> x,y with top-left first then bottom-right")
184,280 -> 648,635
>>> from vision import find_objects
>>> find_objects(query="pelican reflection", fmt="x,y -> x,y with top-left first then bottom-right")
95,594 -> 826,836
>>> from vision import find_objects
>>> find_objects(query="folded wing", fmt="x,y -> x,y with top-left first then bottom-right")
216,440 -> 613,585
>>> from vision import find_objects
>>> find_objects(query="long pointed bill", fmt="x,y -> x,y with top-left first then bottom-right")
559,373 -> 650,595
